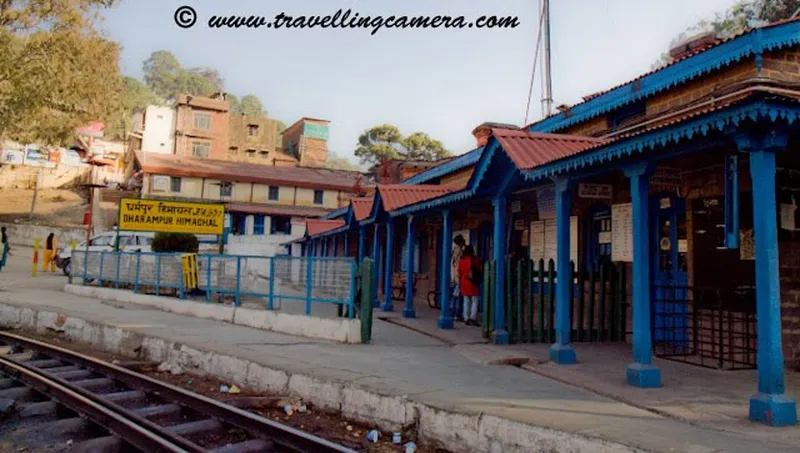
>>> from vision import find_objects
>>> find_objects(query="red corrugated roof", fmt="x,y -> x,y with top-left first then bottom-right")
491,129 -> 609,169
226,202 -> 331,218
377,184 -> 458,212
306,219 -> 346,237
135,151 -> 366,193
351,197 -> 374,221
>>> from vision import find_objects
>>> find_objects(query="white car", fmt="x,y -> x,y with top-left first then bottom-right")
55,231 -> 154,276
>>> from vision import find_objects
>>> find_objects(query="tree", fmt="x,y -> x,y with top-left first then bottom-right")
229,94 -> 266,116
104,76 -> 161,140
655,0 -> 800,67
228,94 -> 240,113
354,124 -> 404,167
326,152 -> 356,171
0,0 -> 123,145
401,132 -> 449,161
275,120 -> 287,148
238,94 -> 265,116
142,50 -> 223,99
354,124 -> 451,169
142,50 -> 182,99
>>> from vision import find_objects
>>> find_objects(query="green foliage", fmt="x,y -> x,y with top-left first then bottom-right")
275,120 -> 287,148
326,152 -> 356,170
104,76 -> 162,140
402,132 -> 449,161
354,124 -> 451,169
142,50 -> 223,99
237,95 -> 265,116
0,0 -> 123,145
151,232 -> 199,254
655,0 -> 800,68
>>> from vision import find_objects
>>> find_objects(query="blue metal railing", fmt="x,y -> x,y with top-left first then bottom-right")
70,250 -> 357,318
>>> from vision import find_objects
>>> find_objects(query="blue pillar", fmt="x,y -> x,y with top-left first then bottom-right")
358,226 -> 365,263
724,153 -> 740,248
491,195 -> 509,345
438,209 -> 454,329
403,216 -> 417,319
550,178 -> 577,364
745,136 -> 797,427
382,218 -> 395,312
371,224 -> 382,307
624,162 -> 661,388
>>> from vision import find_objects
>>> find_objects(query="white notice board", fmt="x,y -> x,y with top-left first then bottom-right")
529,216 -> 578,265
611,203 -> 633,262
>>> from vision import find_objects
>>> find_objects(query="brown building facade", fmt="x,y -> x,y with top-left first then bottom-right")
281,118 -> 330,168
174,94 -> 230,161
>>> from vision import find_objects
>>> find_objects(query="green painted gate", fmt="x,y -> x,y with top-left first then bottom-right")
482,259 -> 627,344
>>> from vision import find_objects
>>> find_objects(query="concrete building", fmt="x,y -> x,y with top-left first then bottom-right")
174,93 -> 230,160
281,118 -> 330,168
227,115 -> 298,165
129,106 -> 176,155
132,151 -> 368,255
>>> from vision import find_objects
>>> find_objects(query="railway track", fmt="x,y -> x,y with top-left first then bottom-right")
0,331 -> 359,453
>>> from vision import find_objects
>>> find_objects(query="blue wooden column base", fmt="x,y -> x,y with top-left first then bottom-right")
491,330 -> 509,345
749,394 -> 798,427
491,195 -> 508,345
550,177 -> 577,365
549,344 -> 577,365
624,162 -> 662,388
382,218 -> 395,312
403,216 -> 417,319
739,134 -> 796,426
626,363 -> 662,388
438,209 -> 454,329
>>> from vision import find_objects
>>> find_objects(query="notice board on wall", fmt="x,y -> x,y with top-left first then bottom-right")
611,203 -> 633,262
529,216 -> 578,265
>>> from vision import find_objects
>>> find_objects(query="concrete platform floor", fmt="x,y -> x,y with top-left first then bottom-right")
0,249 -> 798,453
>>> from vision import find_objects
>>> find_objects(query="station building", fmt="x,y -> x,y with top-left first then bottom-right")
302,19 -> 800,426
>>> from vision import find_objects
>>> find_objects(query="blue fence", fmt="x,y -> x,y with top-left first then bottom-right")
70,251 -> 357,318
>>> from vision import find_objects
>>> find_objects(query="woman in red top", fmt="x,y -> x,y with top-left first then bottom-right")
457,245 -> 481,326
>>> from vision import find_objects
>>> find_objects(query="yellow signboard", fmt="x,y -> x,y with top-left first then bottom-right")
119,198 -> 224,235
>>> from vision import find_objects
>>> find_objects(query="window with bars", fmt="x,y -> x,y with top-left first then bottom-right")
313,190 -> 324,205
271,216 -> 291,235
194,112 -> 211,129
192,141 -> 210,158
220,181 -> 233,198
170,177 -> 181,193
253,215 -> 265,235
268,186 -> 279,201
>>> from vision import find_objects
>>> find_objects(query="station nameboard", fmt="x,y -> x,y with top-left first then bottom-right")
118,198 -> 224,236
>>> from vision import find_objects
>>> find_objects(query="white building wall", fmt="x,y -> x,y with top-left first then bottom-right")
141,106 -> 175,154
225,215 -> 308,257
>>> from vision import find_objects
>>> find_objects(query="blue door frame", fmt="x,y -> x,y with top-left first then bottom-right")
650,193 -> 689,347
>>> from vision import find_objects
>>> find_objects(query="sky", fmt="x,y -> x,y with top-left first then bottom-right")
101,0 -> 738,163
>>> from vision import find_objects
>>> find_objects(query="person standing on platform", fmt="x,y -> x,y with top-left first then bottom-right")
451,234 -> 466,319
43,233 -> 57,272
0,227 -> 9,272
458,245 -> 482,326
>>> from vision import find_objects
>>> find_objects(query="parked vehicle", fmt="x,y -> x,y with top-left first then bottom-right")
55,231 -> 154,276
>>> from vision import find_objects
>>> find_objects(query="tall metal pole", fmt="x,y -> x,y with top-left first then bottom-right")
543,0 -> 553,117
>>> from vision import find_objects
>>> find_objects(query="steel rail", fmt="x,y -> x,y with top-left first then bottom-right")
0,354 -> 190,453
0,331 -> 358,453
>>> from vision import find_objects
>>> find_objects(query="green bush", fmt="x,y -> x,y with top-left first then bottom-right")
151,232 -> 199,253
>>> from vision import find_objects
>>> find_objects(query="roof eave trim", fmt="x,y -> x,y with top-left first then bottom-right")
524,99 -> 800,181
528,21 -> 800,134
